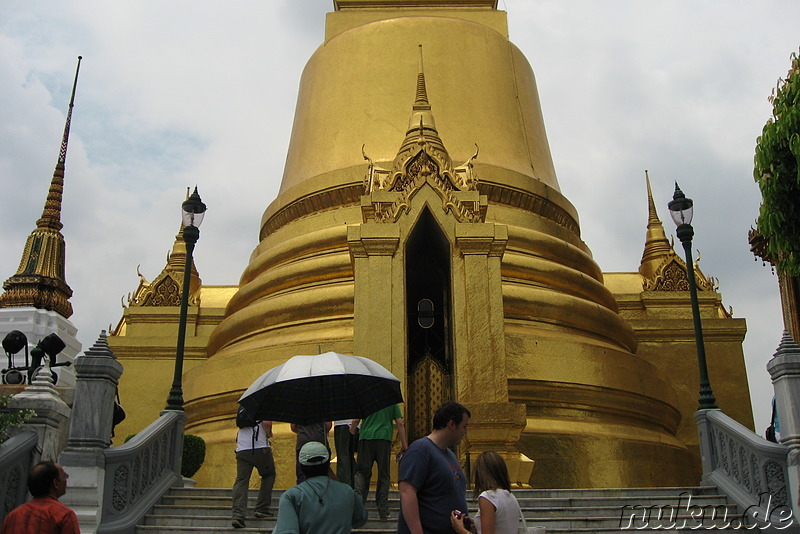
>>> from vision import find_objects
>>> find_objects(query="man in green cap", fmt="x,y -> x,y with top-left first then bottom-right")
273,441 -> 367,534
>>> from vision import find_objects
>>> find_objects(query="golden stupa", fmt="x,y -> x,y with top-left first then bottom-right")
109,0 -> 753,490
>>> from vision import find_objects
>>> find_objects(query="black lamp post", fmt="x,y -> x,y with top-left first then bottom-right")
2,330 -> 69,385
668,183 -> 718,410
165,187 -> 206,411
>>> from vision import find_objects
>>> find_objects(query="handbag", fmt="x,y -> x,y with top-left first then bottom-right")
766,424 -> 777,443
519,506 -> 546,534
765,399 -> 778,443
112,389 -> 126,436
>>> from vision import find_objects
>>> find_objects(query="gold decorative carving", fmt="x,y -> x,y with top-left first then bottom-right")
361,127 -> 484,223
126,236 -> 202,308
258,179 -> 576,240
649,260 -> 690,291
0,275 -> 73,318
0,230 -> 73,317
409,350 -> 450,442
645,257 -> 717,292
748,227 -> 773,266
260,184 -> 363,241
142,277 -> 182,307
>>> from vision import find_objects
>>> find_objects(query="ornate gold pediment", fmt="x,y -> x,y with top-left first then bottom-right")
361,46 -> 485,224
125,240 -> 202,309
139,275 -> 182,306
362,140 -> 484,224
644,255 -> 718,292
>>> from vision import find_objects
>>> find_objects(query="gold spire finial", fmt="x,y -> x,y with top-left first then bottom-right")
0,56 -> 82,317
36,56 -> 82,232
639,170 -> 676,283
396,46 -> 446,168
645,170 -> 660,227
414,45 -> 431,111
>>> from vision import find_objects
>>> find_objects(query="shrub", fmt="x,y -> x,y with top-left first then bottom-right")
181,434 -> 206,479
0,395 -> 36,443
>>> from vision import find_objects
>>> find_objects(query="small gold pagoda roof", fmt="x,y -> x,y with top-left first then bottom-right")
638,170 -> 717,293
124,222 -> 202,309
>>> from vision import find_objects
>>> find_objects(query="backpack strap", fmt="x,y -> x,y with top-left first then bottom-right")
251,422 -> 260,450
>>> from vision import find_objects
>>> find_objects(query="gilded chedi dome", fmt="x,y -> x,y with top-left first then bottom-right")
184,1 -> 691,489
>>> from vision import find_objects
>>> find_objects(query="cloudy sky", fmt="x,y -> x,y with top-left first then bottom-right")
1,1 -> 797,433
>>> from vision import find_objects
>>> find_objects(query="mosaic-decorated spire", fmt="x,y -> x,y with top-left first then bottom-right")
0,57 -> 82,318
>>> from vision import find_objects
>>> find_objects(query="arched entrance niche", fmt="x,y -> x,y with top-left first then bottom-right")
348,181 -> 526,465
405,207 -> 453,441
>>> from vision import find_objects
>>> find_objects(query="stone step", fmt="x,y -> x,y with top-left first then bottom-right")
143,514 -> 397,528
161,488 -> 726,511
137,485 -> 745,533
166,485 -> 722,498
518,494 -> 731,509
136,528 -> 398,534
142,511 -> 743,530
153,498 -> 735,519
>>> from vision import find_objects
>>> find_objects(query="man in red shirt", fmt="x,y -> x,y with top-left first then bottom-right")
1,461 -> 80,534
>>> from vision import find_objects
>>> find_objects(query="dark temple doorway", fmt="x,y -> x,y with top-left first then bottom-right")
405,208 -> 453,442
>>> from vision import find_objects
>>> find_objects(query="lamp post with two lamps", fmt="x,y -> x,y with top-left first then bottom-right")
668,183 -> 718,411
2,330 -> 69,385
165,187 -> 206,412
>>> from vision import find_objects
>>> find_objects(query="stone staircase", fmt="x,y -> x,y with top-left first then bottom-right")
135,485 -> 746,533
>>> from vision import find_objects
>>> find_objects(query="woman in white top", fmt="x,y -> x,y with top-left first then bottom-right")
451,451 -> 522,534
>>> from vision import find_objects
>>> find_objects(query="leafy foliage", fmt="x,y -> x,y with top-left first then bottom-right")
181,434 -> 206,478
0,395 -> 36,443
754,49 -> 800,275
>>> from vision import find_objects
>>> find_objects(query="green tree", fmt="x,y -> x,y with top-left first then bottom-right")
0,395 -> 36,443
754,49 -> 800,275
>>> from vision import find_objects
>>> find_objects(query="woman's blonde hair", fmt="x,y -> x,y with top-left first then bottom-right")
472,451 -> 511,498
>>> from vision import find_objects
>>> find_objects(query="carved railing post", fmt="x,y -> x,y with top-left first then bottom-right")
8,360 -> 71,462
767,331 -> 800,522
58,331 -> 123,534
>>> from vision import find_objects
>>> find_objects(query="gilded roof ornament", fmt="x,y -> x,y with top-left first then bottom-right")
126,192 -> 202,308
0,57 -> 83,318
748,227 -> 774,271
639,171 -> 717,292
362,46 -> 485,223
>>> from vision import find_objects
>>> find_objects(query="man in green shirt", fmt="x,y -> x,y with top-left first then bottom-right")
350,404 -> 408,520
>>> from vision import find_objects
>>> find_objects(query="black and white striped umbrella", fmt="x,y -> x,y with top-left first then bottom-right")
238,351 -> 403,425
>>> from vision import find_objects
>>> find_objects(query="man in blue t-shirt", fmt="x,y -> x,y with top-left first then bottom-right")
397,401 -> 472,534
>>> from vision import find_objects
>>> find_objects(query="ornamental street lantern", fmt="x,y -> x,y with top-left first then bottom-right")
166,187 -> 206,411
668,182 -> 717,410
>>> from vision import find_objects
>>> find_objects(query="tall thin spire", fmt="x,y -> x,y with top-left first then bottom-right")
38,56 -> 81,232
639,170 -> 675,280
0,56 -> 82,318
413,44 -> 431,111
394,45 -> 449,170
645,169 -> 660,227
